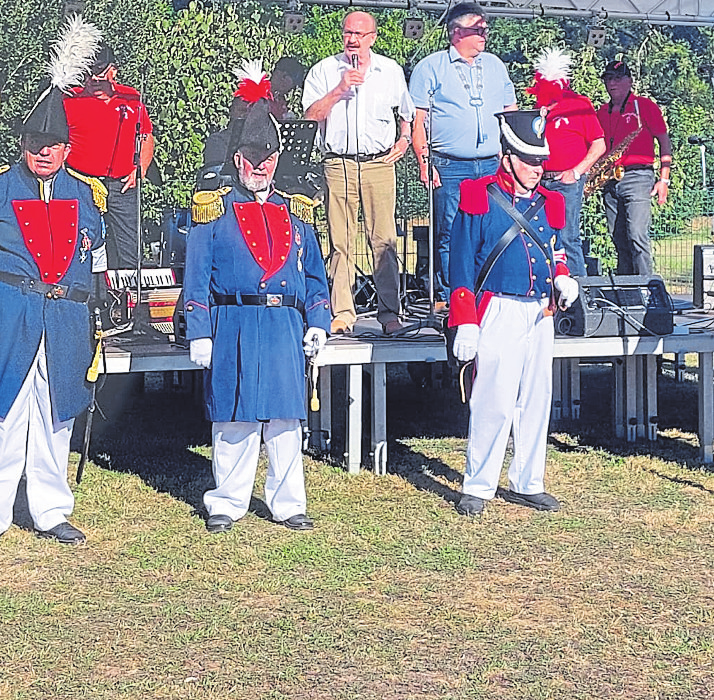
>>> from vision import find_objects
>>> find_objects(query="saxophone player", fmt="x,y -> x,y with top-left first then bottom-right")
596,60 -> 672,276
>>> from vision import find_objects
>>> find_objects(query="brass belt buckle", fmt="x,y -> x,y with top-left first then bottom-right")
266,294 -> 283,307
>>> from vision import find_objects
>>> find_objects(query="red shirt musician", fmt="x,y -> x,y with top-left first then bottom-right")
596,60 -> 672,275
63,45 -> 155,269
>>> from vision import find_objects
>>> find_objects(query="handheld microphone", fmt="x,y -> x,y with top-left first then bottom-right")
689,135 -> 706,146
351,54 -> 358,70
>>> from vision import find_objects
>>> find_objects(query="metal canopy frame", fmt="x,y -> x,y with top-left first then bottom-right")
289,0 -> 714,26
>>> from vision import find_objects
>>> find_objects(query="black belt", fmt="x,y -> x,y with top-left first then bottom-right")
324,149 -> 390,163
432,151 -> 498,162
212,293 -> 305,314
0,271 -> 89,302
622,164 -> 654,173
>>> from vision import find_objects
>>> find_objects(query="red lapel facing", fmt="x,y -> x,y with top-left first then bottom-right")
12,199 -> 79,282
233,201 -> 292,281
262,203 -> 292,279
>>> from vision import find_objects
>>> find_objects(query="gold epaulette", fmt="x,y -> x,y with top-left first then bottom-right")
275,190 -> 319,225
67,168 -> 108,213
0,165 -> 9,176
192,187 -> 232,224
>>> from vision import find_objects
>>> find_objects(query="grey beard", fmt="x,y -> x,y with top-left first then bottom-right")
239,172 -> 271,193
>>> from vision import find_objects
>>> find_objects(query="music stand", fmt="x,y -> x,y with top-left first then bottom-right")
274,120 -> 321,197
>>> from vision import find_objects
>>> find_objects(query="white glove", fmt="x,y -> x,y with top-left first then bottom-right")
453,323 -> 480,363
554,275 -> 579,309
190,338 -> 213,369
303,327 -> 327,358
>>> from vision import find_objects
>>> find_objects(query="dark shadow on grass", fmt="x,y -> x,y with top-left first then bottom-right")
77,373 -> 215,513
389,440 -> 463,506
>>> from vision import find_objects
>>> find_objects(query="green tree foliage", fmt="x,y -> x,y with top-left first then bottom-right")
2,1 -> 714,240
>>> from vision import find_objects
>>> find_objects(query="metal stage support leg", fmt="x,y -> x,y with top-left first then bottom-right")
346,365 -> 362,474
636,355 -> 646,439
367,362 -> 387,476
626,356 -> 638,442
674,352 -> 687,382
552,358 -> 581,421
698,351 -> 714,463
645,355 -> 658,441
569,359 -> 581,419
613,358 -> 625,439
552,359 -> 563,421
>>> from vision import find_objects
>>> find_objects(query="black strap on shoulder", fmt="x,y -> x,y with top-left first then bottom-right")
472,185 -> 546,296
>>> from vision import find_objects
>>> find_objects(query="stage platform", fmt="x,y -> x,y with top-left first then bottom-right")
99,309 -> 714,472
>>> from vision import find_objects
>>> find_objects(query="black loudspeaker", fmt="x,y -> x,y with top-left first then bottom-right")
554,275 -> 674,338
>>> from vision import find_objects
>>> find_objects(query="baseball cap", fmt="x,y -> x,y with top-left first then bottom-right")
602,60 -> 631,79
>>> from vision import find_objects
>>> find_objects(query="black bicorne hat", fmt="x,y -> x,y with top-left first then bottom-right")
228,89 -> 281,165
21,16 -> 102,143
21,86 -> 69,143
497,109 -> 549,162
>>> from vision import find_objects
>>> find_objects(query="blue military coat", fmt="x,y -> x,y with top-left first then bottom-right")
183,185 -> 330,422
449,171 -> 568,326
0,163 -> 103,422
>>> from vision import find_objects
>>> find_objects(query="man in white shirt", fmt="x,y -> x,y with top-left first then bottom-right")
303,11 -> 415,335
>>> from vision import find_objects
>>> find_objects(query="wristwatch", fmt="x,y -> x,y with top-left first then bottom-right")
572,168 -> 582,181
400,134 -> 412,145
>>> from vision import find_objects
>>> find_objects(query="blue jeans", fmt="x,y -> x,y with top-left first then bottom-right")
603,169 -> 655,275
430,154 -> 499,300
541,177 -> 587,277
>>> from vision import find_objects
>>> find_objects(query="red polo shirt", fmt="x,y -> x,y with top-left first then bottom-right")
543,90 -> 604,173
596,94 -> 667,167
63,84 -> 153,179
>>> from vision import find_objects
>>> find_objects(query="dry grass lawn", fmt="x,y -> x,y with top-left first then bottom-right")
0,366 -> 712,699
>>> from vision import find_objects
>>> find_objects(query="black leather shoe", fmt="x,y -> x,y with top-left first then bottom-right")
206,514 -> 234,533
382,319 -> 404,335
36,521 -> 86,544
499,490 -> 560,512
455,494 -> 486,516
277,514 -> 314,531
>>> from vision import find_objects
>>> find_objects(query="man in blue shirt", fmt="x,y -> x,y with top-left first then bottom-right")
409,2 -> 517,309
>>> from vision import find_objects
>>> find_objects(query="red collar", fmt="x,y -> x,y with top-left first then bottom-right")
458,167 -> 565,229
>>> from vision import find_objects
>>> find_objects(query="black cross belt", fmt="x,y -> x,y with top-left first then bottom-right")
0,271 -> 89,302
212,292 -> 305,315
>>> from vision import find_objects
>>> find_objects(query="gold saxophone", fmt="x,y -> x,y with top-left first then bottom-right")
584,127 -> 642,196
584,96 -> 642,197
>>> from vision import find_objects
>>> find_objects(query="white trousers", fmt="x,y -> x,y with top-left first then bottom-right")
0,338 -> 75,534
464,296 -> 554,500
205,419 -> 306,522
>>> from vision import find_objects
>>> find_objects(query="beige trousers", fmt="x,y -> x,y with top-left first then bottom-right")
324,157 -> 400,327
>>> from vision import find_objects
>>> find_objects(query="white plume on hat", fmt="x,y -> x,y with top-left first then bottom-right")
23,15 -> 102,136
47,15 -> 102,91
232,58 -> 267,86
533,47 -> 572,85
